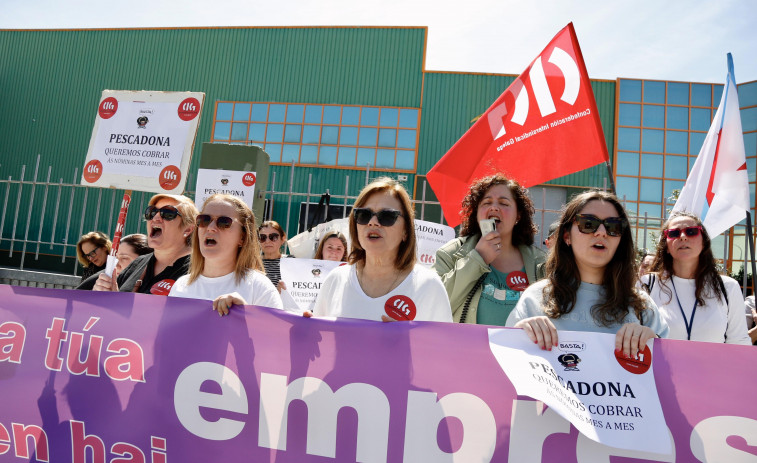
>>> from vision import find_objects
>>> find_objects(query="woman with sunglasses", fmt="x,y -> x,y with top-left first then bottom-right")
310,178 -> 451,321
506,191 -> 669,359
93,194 -> 197,294
258,220 -> 287,292
642,212 -> 749,344
314,231 -> 348,262
169,194 -> 283,314
76,231 -> 112,283
433,174 -> 545,325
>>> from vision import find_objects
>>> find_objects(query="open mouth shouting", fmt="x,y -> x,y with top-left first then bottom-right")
150,224 -> 163,239
204,237 -> 217,247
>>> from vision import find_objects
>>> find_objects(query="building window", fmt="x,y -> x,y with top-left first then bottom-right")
210,101 -> 420,172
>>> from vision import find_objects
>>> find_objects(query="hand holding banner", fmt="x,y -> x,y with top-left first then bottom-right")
427,23 -> 608,226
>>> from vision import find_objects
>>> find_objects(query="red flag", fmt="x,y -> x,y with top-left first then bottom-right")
427,23 -> 608,227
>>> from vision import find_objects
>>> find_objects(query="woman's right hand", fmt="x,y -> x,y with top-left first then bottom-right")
92,273 -> 118,292
514,316 -> 559,350
475,231 -> 502,264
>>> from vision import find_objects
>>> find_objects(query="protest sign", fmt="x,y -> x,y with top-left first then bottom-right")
489,329 -> 670,453
1,285 -> 756,462
194,168 -> 257,209
279,258 -> 346,311
81,90 -> 204,193
414,219 -> 455,267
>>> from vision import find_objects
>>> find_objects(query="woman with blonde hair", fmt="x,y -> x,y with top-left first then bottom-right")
311,178 -> 451,322
76,231 -> 112,282
169,194 -> 282,314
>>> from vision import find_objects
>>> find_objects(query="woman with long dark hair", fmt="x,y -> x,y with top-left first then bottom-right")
642,211 -> 749,344
434,174 -> 545,325
507,191 -> 668,358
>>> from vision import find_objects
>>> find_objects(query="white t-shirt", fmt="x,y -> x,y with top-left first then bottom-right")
312,263 -> 452,322
642,274 -> 749,345
169,270 -> 284,310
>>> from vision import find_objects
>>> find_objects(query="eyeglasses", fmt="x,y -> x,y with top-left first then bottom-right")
352,208 -> 403,227
144,205 -> 181,221
259,232 -> 280,242
196,214 -> 235,229
663,226 -> 702,239
84,245 -> 101,260
574,214 -> 627,237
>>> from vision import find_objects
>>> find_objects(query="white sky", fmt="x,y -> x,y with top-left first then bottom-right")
2,0 -> 756,84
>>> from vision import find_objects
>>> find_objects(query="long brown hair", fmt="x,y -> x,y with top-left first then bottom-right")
188,194 -> 263,285
649,211 -> 725,305
544,190 -> 647,326
459,174 -> 536,246
348,177 -> 416,271
315,231 -> 348,261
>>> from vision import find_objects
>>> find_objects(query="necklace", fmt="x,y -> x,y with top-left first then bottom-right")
358,265 -> 402,297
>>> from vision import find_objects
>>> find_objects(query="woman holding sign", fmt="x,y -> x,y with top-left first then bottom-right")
93,194 -> 197,294
641,212 -> 749,344
433,175 -> 546,325
506,191 -> 669,359
169,194 -> 282,314
311,178 -> 451,322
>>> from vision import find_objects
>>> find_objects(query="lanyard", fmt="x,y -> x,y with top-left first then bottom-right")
671,278 -> 697,341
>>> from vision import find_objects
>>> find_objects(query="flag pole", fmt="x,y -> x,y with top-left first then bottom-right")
746,210 -> 756,295
604,161 -> 617,194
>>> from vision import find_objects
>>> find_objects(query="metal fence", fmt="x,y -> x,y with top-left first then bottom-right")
0,156 -> 744,280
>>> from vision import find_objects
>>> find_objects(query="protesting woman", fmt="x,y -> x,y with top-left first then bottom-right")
76,231 -> 112,282
311,178 -> 451,322
113,234 -> 152,279
642,212 -> 749,344
433,174 -> 545,325
314,231 -> 348,262
93,194 -> 197,295
259,220 -> 287,292
169,194 -> 282,314
506,191 -> 669,359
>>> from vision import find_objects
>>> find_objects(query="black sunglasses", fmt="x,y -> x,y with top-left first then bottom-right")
574,214 -> 627,237
144,205 -> 181,221
196,214 -> 235,229
664,226 -> 702,239
352,208 -> 403,227
259,232 -> 280,242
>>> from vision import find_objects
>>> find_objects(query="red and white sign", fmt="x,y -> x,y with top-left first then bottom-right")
82,90 -> 205,193
83,160 -> 103,183
194,168 -> 257,210
427,23 -> 608,227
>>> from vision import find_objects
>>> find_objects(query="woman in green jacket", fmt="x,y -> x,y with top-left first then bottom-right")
433,174 -> 545,324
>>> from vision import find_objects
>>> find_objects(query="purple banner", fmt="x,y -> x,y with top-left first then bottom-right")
1,284 -> 756,462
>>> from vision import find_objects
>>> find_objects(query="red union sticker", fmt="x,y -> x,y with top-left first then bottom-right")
384,295 -> 416,321
98,97 -> 118,119
83,160 -> 103,183
177,98 -> 201,121
150,279 -> 175,296
615,345 -> 652,375
242,172 -> 256,187
159,165 -> 182,190
507,270 -> 529,291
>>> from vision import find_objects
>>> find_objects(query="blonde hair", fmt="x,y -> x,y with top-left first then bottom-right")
188,194 -> 263,285
348,177 -> 416,271
148,194 -> 199,246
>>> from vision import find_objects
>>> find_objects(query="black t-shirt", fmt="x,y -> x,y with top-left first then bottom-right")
116,253 -> 191,295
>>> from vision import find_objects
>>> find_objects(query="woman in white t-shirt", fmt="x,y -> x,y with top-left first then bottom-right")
169,194 -> 283,314
310,177 -> 451,322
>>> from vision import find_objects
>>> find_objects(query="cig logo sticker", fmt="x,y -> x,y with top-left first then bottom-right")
159,165 -> 181,190
177,98 -> 201,121
83,160 -> 103,183
615,345 -> 652,375
150,279 -> 175,296
242,172 -> 256,187
506,271 -> 529,291
99,97 -> 118,119
384,295 -> 416,321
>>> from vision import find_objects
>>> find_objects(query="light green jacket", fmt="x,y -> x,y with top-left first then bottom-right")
433,235 -> 546,323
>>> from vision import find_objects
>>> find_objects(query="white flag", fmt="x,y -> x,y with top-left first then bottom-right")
673,53 -> 749,238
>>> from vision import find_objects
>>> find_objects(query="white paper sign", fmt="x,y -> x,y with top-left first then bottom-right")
279,258 -> 346,312
194,169 -> 257,210
414,219 -> 455,267
488,328 -> 671,454
82,90 -> 204,193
